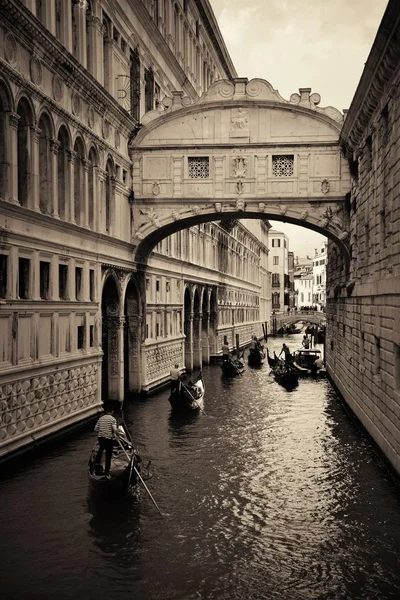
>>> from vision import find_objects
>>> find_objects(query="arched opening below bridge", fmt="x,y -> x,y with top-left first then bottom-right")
124,278 -> 141,395
101,276 -> 119,401
184,287 -> 192,372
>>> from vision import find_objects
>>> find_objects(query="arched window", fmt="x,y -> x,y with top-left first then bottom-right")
17,98 -> 33,208
88,146 -> 97,229
38,113 -> 53,215
57,126 -> 69,220
130,48 -> 140,121
73,137 -> 85,226
105,158 -> 114,233
145,67 -> 154,113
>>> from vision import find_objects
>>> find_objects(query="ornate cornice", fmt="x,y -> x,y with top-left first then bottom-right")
340,0 -> 400,155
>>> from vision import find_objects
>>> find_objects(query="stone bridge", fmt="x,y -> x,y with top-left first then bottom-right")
272,310 -> 326,332
129,77 -> 351,271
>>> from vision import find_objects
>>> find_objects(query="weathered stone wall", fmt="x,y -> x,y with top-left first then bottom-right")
327,2 -> 400,474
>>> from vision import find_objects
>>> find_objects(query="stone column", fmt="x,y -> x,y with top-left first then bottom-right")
75,0 -> 88,68
44,0 -> 56,35
50,138 -> 60,218
50,254 -> 59,300
97,167 -> 107,232
193,312 -> 202,369
82,158 -> 90,228
32,252 -> 40,301
62,0 -> 73,53
127,315 -> 141,393
107,316 -> 125,402
139,60 -> 146,119
6,112 -> 20,205
92,165 -> 101,231
184,312 -> 194,373
103,38 -> 114,94
66,149 -> 77,224
202,311 -> 210,364
29,126 -> 41,212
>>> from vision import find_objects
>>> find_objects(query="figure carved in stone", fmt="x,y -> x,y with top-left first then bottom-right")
235,198 -> 245,211
152,182 -> 160,196
233,157 -> 247,178
279,205 -> 288,216
231,108 -> 249,130
236,180 -> 244,195
214,203 -> 222,212
258,202 -> 266,212
140,208 -> 161,227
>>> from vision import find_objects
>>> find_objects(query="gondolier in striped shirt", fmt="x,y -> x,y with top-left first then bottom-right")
94,406 -> 119,479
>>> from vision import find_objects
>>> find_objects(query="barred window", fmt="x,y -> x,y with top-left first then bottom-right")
188,157 -> 209,179
272,155 -> 294,177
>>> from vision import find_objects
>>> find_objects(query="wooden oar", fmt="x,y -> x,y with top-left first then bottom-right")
116,438 -> 163,517
181,382 -> 207,416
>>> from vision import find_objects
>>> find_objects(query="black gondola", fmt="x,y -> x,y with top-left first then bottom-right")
271,358 -> 299,388
169,371 -> 205,412
88,421 -> 141,497
248,346 -> 265,367
221,353 -> 245,376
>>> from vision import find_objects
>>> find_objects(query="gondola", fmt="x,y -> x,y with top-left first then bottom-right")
271,358 -> 299,388
169,371 -> 205,412
88,421 -> 141,497
293,348 -> 327,378
248,346 -> 265,367
221,353 -> 245,376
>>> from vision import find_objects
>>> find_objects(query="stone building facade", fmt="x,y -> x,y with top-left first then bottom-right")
327,0 -> 400,474
0,0 -> 273,459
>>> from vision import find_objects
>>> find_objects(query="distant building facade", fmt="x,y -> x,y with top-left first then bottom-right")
269,230 -> 289,312
312,242 -> 327,308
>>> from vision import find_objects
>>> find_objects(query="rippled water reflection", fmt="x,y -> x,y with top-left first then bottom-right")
1,335 -> 400,600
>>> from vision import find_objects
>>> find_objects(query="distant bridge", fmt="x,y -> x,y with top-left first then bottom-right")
272,310 -> 326,332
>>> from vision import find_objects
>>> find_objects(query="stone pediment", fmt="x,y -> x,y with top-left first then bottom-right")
138,78 -> 344,135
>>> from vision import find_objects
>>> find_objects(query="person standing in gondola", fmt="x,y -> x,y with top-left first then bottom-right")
170,363 -> 183,393
94,406 -> 119,479
279,343 -> 293,364
222,341 -> 230,362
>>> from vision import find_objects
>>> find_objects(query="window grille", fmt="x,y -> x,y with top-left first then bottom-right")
272,155 -> 294,177
188,157 -> 209,179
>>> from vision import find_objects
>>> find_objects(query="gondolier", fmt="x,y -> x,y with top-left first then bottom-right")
170,363 -> 183,392
94,407 -> 119,479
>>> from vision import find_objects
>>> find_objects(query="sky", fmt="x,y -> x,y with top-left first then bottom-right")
209,0 -> 388,257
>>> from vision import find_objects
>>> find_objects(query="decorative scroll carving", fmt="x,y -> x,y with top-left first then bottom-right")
233,157 -> 247,178
152,182 -> 160,196
321,179 -> 330,194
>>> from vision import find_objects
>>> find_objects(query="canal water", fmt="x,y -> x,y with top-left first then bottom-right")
1,334 -> 400,600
